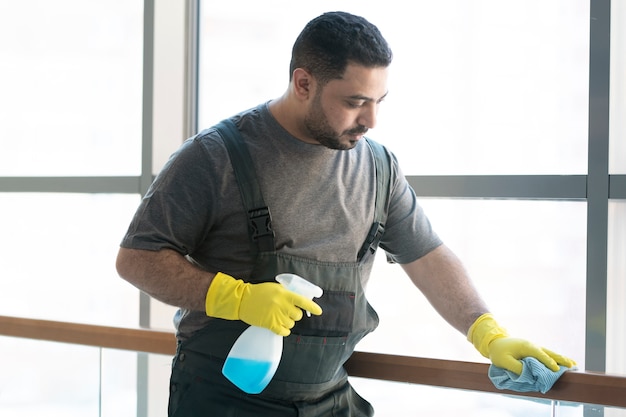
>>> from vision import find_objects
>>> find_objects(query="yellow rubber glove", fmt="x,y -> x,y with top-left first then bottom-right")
205,272 -> 323,337
467,313 -> 576,375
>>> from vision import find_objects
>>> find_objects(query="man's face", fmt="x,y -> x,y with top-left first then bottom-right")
303,64 -> 389,150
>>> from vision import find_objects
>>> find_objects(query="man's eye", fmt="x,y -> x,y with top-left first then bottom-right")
347,101 -> 363,108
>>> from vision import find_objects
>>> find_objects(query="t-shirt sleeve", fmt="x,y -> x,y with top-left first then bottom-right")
378,153 -> 443,264
120,134 -> 223,255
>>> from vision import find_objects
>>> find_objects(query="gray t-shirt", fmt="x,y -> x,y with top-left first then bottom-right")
121,102 -> 442,339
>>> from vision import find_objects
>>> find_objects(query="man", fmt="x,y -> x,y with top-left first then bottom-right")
116,11 -> 574,416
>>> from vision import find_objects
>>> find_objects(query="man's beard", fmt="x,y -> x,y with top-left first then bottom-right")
303,94 -> 367,150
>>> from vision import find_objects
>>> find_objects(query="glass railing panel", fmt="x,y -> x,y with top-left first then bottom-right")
606,407 -> 626,417
0,336 -> 103,416
0,336 -> 176,417
100,348 -> 138,417
144,352 -> 173,417
350,376 -> 590,417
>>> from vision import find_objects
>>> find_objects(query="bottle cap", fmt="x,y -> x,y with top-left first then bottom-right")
275,273 -> 323,299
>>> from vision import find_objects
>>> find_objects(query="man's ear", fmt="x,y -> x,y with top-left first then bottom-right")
292,68 -> 315,100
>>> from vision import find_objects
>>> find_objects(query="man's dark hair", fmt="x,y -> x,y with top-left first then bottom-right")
289,11 -> 393,85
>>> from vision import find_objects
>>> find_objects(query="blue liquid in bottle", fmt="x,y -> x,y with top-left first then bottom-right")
222,357 -> 274,394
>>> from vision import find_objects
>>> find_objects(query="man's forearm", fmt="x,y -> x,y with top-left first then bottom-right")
402,244 -> 489,335
115,247 -> 214,312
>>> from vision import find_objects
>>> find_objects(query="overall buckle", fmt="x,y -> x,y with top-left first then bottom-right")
248,207 -> 275,251
357,221 -> 385,261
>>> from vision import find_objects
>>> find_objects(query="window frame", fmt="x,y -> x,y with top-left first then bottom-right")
0,0 -> 623,415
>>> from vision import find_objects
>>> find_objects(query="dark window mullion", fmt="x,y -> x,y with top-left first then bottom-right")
585,0 -> 612,376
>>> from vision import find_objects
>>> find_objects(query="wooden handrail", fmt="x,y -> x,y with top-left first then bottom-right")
344,351 -> 626,409
0,315 -> 177,355
1,315 -> 624,408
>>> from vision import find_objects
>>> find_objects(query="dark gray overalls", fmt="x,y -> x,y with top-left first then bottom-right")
168,120 -> 391,417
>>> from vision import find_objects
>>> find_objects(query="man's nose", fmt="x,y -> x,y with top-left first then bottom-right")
357,104 -> 378,129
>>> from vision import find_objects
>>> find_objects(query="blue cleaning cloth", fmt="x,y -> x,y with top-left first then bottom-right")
488,357 -> 573,394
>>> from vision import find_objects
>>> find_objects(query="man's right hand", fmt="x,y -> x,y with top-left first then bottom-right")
205,272 -> 322,336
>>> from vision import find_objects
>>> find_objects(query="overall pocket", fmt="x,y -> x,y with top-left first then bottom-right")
292,290 -> 355,337
274,333 -> 349,384
273,290 -> 358,384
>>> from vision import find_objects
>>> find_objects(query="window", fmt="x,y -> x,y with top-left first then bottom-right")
607,2 -> 626,377
0,1 -> 143,177
197,0 -> 588,362
0,2 -> 143,415
1,1 -> 622,415
198,1 -> 589,175
195,2 -> 595,415
0,193 -> 140,326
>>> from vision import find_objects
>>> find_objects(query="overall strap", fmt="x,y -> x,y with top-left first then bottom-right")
215,119 -> 391,261
215,119 -> 276,253
357,138 -> 392,262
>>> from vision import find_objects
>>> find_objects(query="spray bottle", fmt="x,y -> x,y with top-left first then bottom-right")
222,273 -> 323,394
